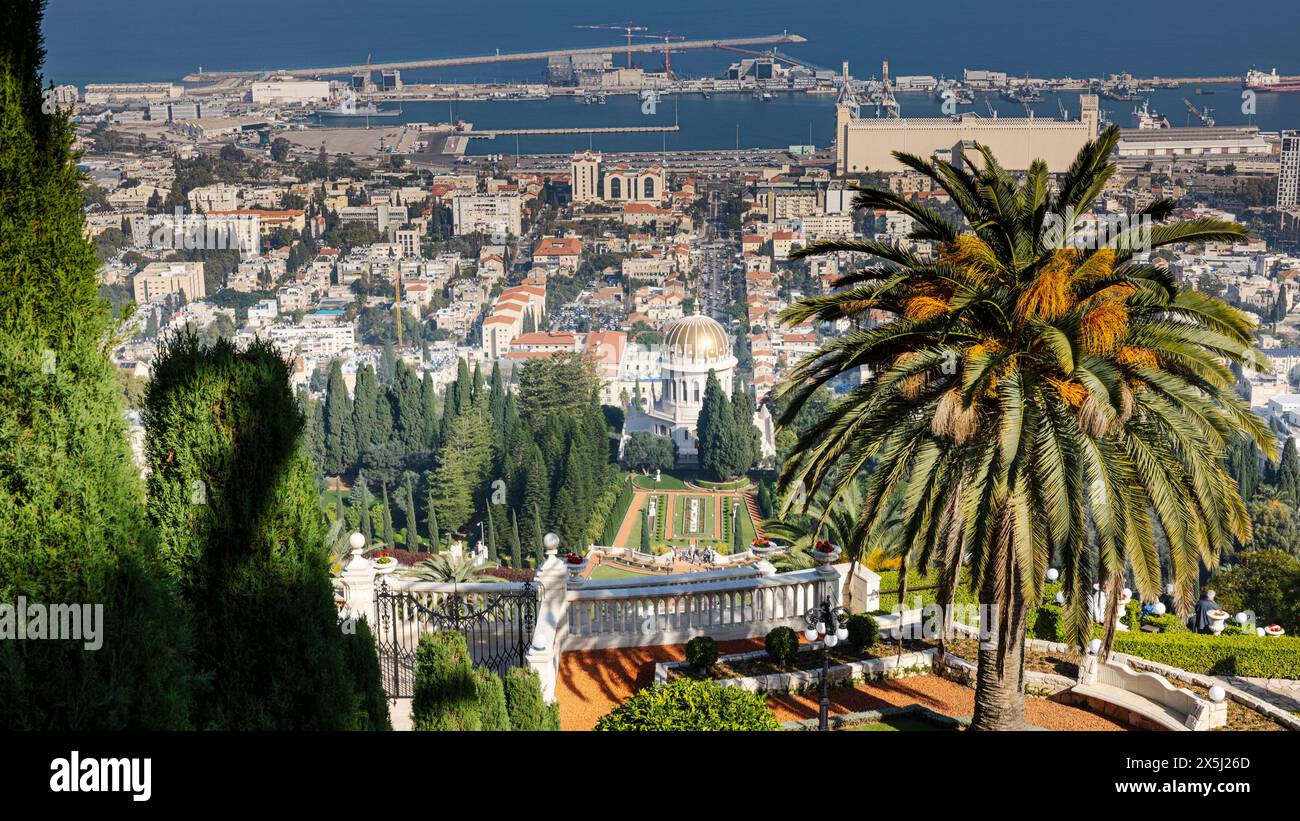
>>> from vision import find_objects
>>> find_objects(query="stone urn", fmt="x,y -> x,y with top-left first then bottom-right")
1207,609 -> 1229,635
812,541 -> 841,565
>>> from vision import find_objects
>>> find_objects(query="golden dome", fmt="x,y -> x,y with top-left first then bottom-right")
663,314 -> 730,361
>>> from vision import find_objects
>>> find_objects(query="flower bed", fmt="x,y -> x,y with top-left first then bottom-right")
941,637 -> 1081,679
665,638 -> 931,683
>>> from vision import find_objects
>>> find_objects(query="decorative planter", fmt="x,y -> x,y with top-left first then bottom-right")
812,543 -> 841,565
565,557 -> 588,581
372,557 -> 398,575
1264,624 -> 1286,637
1207,610 -> 1229,635
750,539 -> 785,556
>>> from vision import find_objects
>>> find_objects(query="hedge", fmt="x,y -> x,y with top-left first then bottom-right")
1113,631 -> 1300,678
595,679 -> 779,731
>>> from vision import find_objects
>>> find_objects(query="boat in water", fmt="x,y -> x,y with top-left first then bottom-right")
316,89 -> 399,120
1245,67 -> 1300,92
1132,99 -> 1170,129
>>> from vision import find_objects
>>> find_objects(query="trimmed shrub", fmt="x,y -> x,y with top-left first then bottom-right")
1030,604 -> 1066,642
847,613 -> 880,650
503,667 -> 559,731
342,618 -> 391,730
412,632 -> 481,731
1124,599 -> 1142,631
474,667 -> 511,731
686,636 -> 719,671
1113,631 -> 1300,678
1141,614 -> 1189,634
595,679 -> 780,731
765,626 -> 799,667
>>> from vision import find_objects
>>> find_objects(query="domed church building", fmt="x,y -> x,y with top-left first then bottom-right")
620,313 -> 775,466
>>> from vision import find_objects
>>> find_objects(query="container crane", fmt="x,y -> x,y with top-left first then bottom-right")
1181,97 -> 1215,127
575,23 -> 647,68
634,31 -> 687,78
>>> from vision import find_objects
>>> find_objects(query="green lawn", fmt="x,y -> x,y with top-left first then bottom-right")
673,495 -> 714,538
590,563 -> 658,580
632,473 -> 691,491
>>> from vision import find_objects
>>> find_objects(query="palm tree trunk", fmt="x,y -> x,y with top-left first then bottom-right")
970,570 -> 1029,731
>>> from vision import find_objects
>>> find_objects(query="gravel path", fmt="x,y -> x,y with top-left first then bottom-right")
557,643 -> 1131,731
768,676 -> 1131,731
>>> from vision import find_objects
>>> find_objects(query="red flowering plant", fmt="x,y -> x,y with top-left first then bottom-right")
752,537 -> 770,549
814,540 -> 836,553
565,551 -> 586,565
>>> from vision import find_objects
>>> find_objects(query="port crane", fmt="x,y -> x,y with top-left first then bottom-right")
575,23 -> 647,68
1181,97 -> 1216,127
633,31 -> 686,78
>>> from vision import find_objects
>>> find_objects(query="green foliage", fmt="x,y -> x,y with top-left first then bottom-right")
1029,604 -> 1066,642
1210,549 -> 1300,631
1141,614 -> 1190,633
847,613 -> 880,649
473,667 -> 511,731
698,370 -> 749,481
685,636 -> 719,671
1113,631 -> 1300,678
0,33 -> 194,728
1124,599 -> 1142,632
594,679 -> 779,731
764,626 -> 799,667
342,618 -> 391,730
624,431 -> 675,472
412,631 -> 481,731
144,333 -> 369,729
503,667 -> 560,731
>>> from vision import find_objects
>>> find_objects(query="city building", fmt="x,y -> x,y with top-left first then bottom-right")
452,194 -> 522,237
1280,130 -> 1300,210
133,261 -> 205,304
835,93 -> 1099,175
249,78 -> 331,105
570,151 -> 602,203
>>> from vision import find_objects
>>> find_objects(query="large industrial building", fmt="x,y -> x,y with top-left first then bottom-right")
835,94 -> 1100,175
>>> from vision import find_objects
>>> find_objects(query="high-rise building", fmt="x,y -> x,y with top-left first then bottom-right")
570,150 -> 602,203
1279,130 -> 1300,209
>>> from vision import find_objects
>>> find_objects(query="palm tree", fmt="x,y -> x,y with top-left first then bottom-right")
411,553 -> 491,583
777,126 -> 1271,730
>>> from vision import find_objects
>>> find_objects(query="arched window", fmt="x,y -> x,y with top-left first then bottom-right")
643,176 -> 655,199
693,381 -> 700,403
609,176 -> 622,199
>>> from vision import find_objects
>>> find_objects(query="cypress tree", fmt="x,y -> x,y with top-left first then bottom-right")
335,493 -> 346,528
352,365 -> 380,457
145,334 -> 372,729
401,473 -> 419,550
392,359 -> 424,455
426,489 -> 440,552
1279,437 -> 1300,506
357,475 -> 373,546
0,11 -> 193,727
533,504 -> 546,567
485,503 -> 498,564
455,358 -> 471,414
379,343 -> 397,385
509,508 -> 523,570
730,381 -> 759,476
323,359 -> 355,474
411,632 -> 480,731
420,371 -> 439,450
472,360 -> 484,399
381,483 -> 396,547
439,380 -> 457,444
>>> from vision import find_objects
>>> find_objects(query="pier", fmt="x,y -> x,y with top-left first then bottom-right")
464,125 -> 680,138
183,34 -> 806,82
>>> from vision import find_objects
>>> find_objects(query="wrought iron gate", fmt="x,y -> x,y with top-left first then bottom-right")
373,578 -> 538,699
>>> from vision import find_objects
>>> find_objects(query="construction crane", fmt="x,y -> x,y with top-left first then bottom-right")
575,23 -> 647,68
634,31 -> 686,78
1181,97 -> 1216,127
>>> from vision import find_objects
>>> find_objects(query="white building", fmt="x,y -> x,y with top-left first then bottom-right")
250,79 -> 331,105
1279,130 -> 1300,210
452,194 -> 522,237
133,261 -> 206,305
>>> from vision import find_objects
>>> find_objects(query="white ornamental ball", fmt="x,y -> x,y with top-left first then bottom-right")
349,532 -> 365,550
1235,612 -> 1249,625
1046,568 -> 1059,582
543,532 -> 561,552
1055,591 -> 1066,604
1153,602 -> 1166,616
1088,638 -> 1102,655
1208,685 -> 1226,703
1257,627 -> 1266,637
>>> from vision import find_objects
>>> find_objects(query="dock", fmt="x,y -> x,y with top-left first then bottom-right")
464,125 -> 680,138
183,34 -> 807,82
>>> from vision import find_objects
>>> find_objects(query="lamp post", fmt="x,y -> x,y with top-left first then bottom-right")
803,596 -> 850,731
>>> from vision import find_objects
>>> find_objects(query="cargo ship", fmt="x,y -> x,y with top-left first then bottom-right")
1244,68 -> 1300,93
